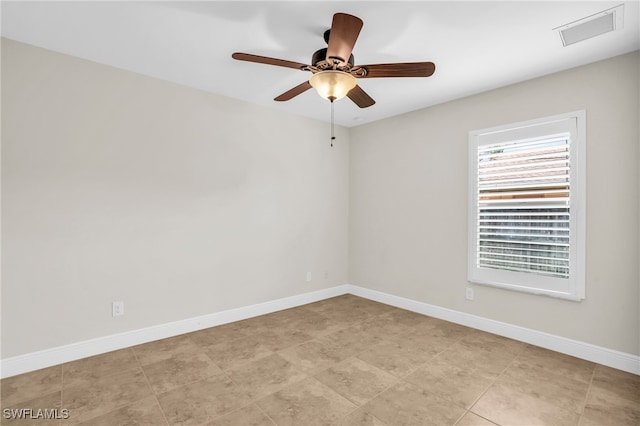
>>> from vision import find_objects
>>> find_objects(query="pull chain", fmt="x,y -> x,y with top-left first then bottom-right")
330,98 -> 336,147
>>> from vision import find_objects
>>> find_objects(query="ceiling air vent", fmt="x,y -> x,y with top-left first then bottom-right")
554,4 -> 624,47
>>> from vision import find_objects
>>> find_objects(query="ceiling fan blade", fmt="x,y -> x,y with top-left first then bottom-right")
347,84 -> 375,108
326,13 -> 363,63
358,62 -> 436,78
232,52 -> 309,70
274,81 -> 313,101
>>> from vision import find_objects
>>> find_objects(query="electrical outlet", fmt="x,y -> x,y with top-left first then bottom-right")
112,301 -> 124,317
306,272 -> 312,282
465,287 -> 474,301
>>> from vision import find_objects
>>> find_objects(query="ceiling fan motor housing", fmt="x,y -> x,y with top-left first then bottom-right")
312,48 -> 354,70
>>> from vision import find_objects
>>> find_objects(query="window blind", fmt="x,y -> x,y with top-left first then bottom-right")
476,134 -> 571,279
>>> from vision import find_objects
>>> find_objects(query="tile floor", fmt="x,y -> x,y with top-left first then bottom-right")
1,295 -> 639,425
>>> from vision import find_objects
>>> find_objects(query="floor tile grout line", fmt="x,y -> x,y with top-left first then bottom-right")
65,371 -> 160,425
433,337 -> 529,426
61,347 -> 140,388
313,315 -> 478,423
2,363 -> 115,419
244,369 -> 311,403
246,308 -> 401,426
62,363 -> 142,389
283,375 -> 363,424
59,365 -> 65,418
328,402 -> 391,426
452,408 -> 470,426
322,353 -> 406,425
327,341 -> 485,426
329,376 -> 401,424
462,341 -> 528,418
458,410 -> 501,426
207,371 -> 280,425
577,362 -> 598,424
131,346 -> 170,426
62,365 -> 142,388
185,323 -> 263,349
465,343 -> 598,424
311,355 -> 392,408
381,325 -> 476,385
250,398 -> 280,426
147,365 -> 235,400
217,356 -> 314,413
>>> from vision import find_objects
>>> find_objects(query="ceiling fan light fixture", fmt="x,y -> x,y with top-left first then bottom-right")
309,70 -> 356,101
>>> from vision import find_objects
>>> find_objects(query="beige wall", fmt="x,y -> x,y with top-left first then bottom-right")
349,51 -> 640,355
2,37 -> 638,360
1,39 -> 349,358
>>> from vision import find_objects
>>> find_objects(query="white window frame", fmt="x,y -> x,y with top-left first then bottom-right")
468,111 -> 586,301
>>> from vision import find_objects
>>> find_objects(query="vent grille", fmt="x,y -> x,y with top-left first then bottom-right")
554,4 -> 624,47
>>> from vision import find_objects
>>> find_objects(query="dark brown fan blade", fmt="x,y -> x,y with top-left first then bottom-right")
347,85 -> 375,108
359,62 -> 436,78
326,13 -> 363,63
232,52 -> 309,70
274,81 -> 312,101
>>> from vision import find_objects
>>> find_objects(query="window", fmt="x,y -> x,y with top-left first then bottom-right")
468,111 -> 585,300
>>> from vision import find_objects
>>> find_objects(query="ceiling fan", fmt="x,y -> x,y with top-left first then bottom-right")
232,12 -> 436,109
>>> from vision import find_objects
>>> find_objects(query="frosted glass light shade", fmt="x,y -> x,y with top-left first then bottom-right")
309,70 -> 357,101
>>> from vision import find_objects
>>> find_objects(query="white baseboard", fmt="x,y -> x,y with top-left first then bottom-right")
2,283 -> 638,378
346,284 -> 640,375
0,285 -> 349,379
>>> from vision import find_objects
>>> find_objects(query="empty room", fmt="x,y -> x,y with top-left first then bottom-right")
1,1 -> 639,425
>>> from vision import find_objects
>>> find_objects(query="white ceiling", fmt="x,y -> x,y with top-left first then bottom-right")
2,1 -> 639,127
